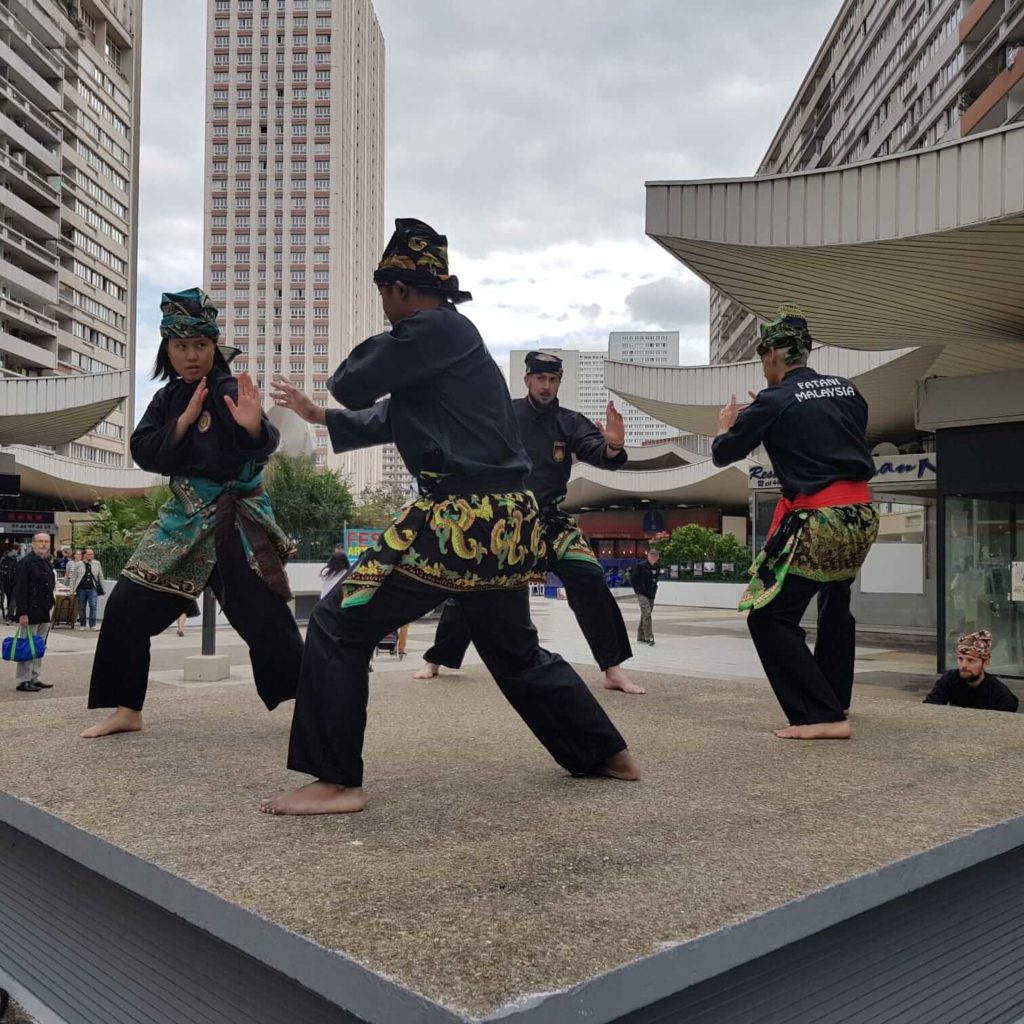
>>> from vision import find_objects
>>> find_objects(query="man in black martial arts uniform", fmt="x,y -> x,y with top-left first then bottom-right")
262,219 -> 639,815
412,350 -> 644,694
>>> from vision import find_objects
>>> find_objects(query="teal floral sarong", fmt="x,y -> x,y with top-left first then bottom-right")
123,469 -> 295,599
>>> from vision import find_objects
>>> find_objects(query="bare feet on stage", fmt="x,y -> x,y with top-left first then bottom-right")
602,665 -> 645,695
260,781 -> 367,816
412,662 -> 440,679
595,749 -> 641,781
80,707 -> 143,739
772,720 -> 851,740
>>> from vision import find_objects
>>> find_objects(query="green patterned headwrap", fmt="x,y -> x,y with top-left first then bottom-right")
756,302 -> 813,364
159,287 -> 220,340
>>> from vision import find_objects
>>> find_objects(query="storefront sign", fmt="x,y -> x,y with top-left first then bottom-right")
0,509 -> 56,534
749,454 -> 937,491
343,527 -> 382,559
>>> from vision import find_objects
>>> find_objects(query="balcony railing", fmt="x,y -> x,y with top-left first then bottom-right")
0,75 -> 62,141
0,6 -> 62,79
0,220 -> 59,269
0,145 -> 60,201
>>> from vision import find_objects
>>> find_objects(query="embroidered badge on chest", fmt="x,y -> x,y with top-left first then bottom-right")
197,411 -> 212,433
552,441 -> 566,463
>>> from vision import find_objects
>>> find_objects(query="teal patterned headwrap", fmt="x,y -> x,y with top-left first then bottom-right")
160,287 -> 220,339
756,302 -> 813,364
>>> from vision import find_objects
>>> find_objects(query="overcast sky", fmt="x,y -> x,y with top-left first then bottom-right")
133,0 -> 841,414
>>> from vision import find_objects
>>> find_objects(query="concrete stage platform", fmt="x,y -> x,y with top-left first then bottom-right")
2,667 -> 1024,1024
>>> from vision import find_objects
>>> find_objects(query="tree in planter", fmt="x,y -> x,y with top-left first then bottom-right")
76,486 -> 173,549
654,524 -> 751,569
264,453 -> 354,537
349,484 -> 410,529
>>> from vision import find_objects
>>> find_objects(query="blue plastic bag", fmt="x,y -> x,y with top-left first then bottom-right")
2,626 -> 46,662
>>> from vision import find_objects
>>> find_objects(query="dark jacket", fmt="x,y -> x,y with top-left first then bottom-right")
711,367 -> 874,500
514,397 -> 626,509
131,366 -> 279,483
631,559 -> 659,601
12,552 -> 55,625
324,305 -> 529,485
923,670 -> 1018,713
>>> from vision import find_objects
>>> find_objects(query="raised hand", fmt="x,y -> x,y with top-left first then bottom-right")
173,376 -> 208,441
594,400 -> 625,451
224,372 -> 264,437
717,393 -> 745,435
270,374 -> 326,425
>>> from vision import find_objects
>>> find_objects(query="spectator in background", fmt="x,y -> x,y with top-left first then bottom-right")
11,532 -> 55,692
68,547 -> 104,631
0,542 -> 19,621
630,548 -> 661,647
65,549 -> 82,586
320,548 -> 350,598
923,630 -> 1018,713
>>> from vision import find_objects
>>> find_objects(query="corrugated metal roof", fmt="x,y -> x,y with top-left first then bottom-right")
0,370 -> 131,445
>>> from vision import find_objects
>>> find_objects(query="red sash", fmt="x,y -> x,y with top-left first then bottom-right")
767,480 -> 872,540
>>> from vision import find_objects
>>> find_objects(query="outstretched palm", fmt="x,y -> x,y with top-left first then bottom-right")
224,372 -> 263,436
594,401 -> 625,449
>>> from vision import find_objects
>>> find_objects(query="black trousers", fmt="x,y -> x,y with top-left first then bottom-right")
88,532 -> 302,712
287,571 -> 627,787
425,556 -> 632,672
746,573 -> 855,725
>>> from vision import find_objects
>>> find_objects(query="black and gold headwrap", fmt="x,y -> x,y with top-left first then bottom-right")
373,218 -> 472,304
756,302 -> 813,364
159,288 -> 220,340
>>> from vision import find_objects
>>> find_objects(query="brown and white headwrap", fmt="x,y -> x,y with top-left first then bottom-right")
957,630 -> 992,660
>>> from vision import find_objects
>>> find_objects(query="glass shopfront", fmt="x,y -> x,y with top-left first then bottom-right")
944,496 -> 1024,678
937,421 -> 1024,680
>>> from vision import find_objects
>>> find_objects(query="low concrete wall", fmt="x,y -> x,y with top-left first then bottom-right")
610,581 -> 746,610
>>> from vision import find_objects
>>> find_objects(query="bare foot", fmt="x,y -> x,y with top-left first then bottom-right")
80,707 -> 143,739
260,781 -> 367,815
595,749 -> 641,781
412,662 -> 440,680
603,666 -> 645,695
177,628 -> 185,637
773,720 -> 851,740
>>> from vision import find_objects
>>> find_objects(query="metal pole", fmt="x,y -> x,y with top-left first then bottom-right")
201,587 -> 216,656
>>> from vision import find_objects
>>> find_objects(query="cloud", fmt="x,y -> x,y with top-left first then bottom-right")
624,277 -> 710,331
131,0 -> 840,419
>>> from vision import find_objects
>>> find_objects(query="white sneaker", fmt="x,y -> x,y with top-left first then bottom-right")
90,625 -> 99,631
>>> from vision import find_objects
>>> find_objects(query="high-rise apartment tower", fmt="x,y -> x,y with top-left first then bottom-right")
203,0 -> 384,492
2,0 -> 140,467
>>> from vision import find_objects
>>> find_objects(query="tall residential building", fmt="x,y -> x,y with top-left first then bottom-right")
710,0 -> 1023,364
1,0 -> 140,466
509,331 -> 682,447
203,0 -> 384,493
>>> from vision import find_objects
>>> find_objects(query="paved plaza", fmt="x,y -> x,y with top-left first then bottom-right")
1,594 -> 943,711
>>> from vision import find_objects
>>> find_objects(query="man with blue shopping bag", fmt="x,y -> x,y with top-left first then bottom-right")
7,532 -> 54,692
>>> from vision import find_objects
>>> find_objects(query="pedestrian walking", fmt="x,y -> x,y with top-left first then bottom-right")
630,549 -> 660,646
10,532 -> 55,692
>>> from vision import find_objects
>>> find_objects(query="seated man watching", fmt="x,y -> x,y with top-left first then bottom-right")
922,630 -> 1018,713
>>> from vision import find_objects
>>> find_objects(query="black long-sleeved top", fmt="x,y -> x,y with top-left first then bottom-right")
513,397 -> 626,508
711,367 -> 874,500
324,305 -> 529,482
12,552 -> 55,624
923,670 -> 1019,713
630,560 -> 659,600
131,367 -> 279,482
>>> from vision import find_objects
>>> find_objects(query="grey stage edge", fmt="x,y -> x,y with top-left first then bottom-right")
1,795 -> 1024,1024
